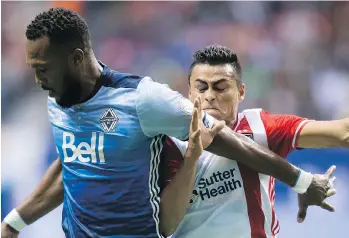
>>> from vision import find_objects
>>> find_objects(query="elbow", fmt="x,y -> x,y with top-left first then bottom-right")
161,226 -> 176,237
159,217 -> 177,237
159,203 -> 179,237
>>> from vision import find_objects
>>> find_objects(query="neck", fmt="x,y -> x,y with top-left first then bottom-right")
79,53 -> 103,103
226,114 -> 238,129
226,119 -> 235,129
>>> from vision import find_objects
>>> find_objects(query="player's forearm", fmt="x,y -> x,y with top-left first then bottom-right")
340,118 -> 349,148
297,118 -> 349,148
160,159 -> 198,236
207,126 -> 299,187
16,158 -> 64,224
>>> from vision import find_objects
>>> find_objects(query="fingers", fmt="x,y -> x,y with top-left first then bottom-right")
195,97 -> 202,122
190,129 -> 201,143
188,129 -> 201,150
297,203 -> 308,223
326,188 -> 336,197
320,201 -> 335,212
194,97 -> 200,110
193,97 -> 203,127
325,165 -> 336,178
210,120 -> 226,136
190,108 -> 199,133
329,176 -> 336,187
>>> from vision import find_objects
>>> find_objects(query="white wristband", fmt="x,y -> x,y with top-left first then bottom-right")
4,209 -> 27,232
292,169 -> 314,194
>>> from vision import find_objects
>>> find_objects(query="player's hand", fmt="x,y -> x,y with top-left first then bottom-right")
297,165 -> 337,223
192,97 -> 225,150
1,223 -> 19,238
184,102 -> 204,161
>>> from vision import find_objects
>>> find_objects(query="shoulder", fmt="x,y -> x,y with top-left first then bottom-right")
239,108 -> 264,117
101,66 -> 143,90
239,108 -> 293,126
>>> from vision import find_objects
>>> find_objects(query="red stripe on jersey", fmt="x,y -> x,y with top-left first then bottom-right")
272,220 -> 280,235
271,208 -> 276,235
238,163 -> 267,238
268,178 -> 273,199
268,177 -> 277,235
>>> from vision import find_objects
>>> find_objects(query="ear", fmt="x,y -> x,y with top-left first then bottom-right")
188,84 -> 197,103
71,48 -> 84,67
238,83 -> 245,102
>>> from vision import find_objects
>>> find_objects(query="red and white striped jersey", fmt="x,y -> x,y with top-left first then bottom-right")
165,108 -> 311,238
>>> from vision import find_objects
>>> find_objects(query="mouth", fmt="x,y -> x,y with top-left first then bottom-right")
41,86 -> 55,97
41,85 -> 51,91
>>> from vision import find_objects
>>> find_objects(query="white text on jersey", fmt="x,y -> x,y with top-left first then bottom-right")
62,132 -> 106,163
194,169 -> 242,201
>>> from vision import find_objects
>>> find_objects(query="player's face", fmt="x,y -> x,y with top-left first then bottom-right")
189,64 -> 245,124
26,36 -> 83,108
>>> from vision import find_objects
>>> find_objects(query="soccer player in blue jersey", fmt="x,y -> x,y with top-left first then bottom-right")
2,8 -> 335,238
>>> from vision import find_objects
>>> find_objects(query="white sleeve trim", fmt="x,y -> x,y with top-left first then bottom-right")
292,119 -> 313,148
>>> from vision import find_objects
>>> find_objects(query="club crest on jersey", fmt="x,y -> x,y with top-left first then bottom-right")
243,133 -> 254,140
100,108 -> 119,132
237,130 -> 254,141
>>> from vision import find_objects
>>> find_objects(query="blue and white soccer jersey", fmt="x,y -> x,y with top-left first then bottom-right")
48,62 -> 213,237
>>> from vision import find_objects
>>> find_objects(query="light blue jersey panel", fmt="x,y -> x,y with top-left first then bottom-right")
48,62 -> 214,238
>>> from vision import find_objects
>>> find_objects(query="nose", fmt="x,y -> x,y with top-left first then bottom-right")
204,89 -> 216,103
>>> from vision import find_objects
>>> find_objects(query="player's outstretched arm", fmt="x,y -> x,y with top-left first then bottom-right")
136,79 -> 335,216
1,158 -> 63,237
159,105 -> 224,236
188,97 -> 335,208
297,118 -> 349,148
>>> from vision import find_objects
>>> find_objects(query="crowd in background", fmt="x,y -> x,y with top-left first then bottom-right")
2,2 -> 349,238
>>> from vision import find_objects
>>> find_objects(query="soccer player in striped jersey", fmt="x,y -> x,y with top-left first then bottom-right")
1,9 -> 338,238
161,45 -> 348,238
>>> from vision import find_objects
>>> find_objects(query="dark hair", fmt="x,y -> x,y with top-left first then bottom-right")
26,8 -> 91,51
189,45 -> 242,85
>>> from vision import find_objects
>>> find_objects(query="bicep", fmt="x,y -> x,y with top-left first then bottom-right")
136,77 -> 215,140
298,120 -> 347,148
136,77 -> 193,140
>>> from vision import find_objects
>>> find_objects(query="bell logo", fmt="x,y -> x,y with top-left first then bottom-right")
62,132 -> 105,163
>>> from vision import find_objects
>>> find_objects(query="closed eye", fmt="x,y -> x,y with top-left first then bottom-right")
197,86 -> 208,92
214,86 -> 227,92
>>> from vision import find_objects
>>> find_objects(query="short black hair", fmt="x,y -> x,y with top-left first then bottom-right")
26,8 -> 91,51
189,45 -> 242,85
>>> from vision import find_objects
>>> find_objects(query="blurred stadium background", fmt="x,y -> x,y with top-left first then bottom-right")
1,1 -> 349,237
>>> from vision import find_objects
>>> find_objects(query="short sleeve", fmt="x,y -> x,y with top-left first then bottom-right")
260,110 -> 312,157
136,77 -> 214,140
159,137 -> 185,191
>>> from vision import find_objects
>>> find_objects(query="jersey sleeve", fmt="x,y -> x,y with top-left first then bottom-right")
159,137 -> 185,191
136,77 -> 214,140
260,110 -> 312,157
